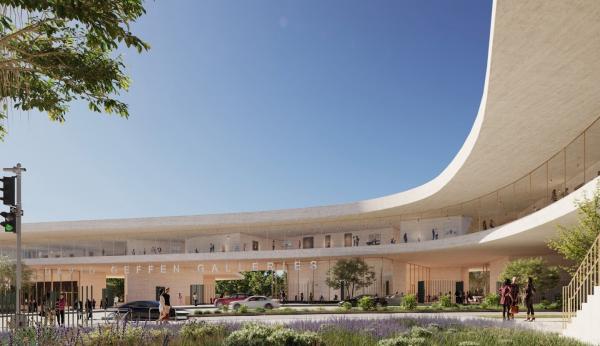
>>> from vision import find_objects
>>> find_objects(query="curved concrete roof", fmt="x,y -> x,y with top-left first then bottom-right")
23,176 -> 599,268
11,0 -> 600,238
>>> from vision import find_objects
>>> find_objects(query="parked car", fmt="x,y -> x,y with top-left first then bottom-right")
229,296 -> 280,310
338,294 -> 387,307
114,301 -> 188,321
214,293 -> 249,307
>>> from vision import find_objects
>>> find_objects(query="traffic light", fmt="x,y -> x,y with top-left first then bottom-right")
1,176 -> 15,206
1,211 -> 16,233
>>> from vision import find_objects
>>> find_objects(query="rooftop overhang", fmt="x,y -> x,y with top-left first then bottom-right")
22,176 -> 600,269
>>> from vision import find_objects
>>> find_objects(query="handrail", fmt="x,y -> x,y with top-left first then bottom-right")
562,232 -> 600,328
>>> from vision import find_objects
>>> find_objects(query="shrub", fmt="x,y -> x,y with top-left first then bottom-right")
358,295 -> 376,311
224,323 -> 322,346
238,305 -> 248,313
377,336 -> 426,346
341,301 -> 352,311
401,294 -> 417,310
410,326 -> 433,338
483,293 -> 500,307
255,307 -> 266,313
439,294 -> 454,308
181,322 -> 227,341
221,305 -> 229,312
267,327 -> 322,346
225,323 -> 274,346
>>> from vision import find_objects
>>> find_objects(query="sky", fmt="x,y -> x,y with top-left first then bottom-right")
1,0 -> 492,223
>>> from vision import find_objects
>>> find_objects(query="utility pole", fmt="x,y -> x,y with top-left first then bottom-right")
3,163 -> 26,326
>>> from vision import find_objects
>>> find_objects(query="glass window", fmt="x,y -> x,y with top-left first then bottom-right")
530,162 -> 548,212
480,192 -> 498,229
497,184 -> 515,226
566,134 -> 585,194
460,199 -> 479,233
344,233 -> 352,247
548,151 -> 565,202
302,237 -> 314,249
585,119 -> 600,182
513,176 -> 530,218
367,233 -> 381,245
324,235 -> 331,248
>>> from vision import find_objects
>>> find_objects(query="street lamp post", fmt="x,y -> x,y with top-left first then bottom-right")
3,163 -> 26,326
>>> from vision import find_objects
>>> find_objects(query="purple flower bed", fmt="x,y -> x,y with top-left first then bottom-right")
285,315 -> 520,339
0,315 -> 534,345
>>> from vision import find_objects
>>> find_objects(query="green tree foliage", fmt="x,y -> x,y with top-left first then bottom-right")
548,184 -> 600,273
401,293 -> 417,310
106,278 -> 124,299
325,258 -> 376,298
468,271 -> 489,295
439,294 -> 454,308
498,257 -> 559,298
0,255 -> 32,291
0,0 -> 149,139
216,271 -> 286,297
357,295 -> 375,311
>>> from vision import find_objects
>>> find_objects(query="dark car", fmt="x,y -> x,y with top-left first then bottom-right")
338,294 -> 387,307
117,300 -> 176,321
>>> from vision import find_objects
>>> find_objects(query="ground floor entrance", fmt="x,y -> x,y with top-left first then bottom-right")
26,256 -> 515,305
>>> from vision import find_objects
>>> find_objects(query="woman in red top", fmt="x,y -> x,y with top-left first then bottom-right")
499,278 -> 512,320
55,293 -> 66,326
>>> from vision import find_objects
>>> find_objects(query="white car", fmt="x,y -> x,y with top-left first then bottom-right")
229,296 -> 280,310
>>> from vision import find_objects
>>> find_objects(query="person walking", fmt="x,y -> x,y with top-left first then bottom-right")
192,293 -> 198,306
86,299 -> 93,320
159,287 -> 171,324
499,279 -> 512,320
525,277 -> 536,322
77,300 -> 83,320
158,289 -> 164,324
56,293 -> 66,326
509,276 -> 520,320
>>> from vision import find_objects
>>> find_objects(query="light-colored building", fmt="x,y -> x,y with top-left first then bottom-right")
2,0 -> 600,306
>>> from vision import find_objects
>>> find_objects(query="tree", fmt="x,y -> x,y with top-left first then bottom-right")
325,258 -> 375,298
499,257 -> 560,299
106,278 -> 124,299
548,184 -> 600,273
0,0 -> 149,139
215,271 -> 286,297
0,255 -> 32,292
469,271 -> 490,295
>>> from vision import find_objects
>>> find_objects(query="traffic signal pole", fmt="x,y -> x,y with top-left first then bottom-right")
3,163 -> 26,325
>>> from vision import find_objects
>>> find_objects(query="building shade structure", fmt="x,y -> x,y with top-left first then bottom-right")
2,0 -> 600,304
